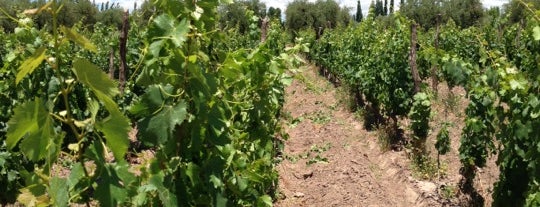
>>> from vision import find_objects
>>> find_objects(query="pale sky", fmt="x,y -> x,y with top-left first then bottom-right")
93,0 -> 140,11
100,0 -> 509,15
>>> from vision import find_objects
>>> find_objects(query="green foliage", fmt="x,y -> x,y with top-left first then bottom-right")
0,0 -> 296,206
15,46 -> 46,84
311,14 -> 415,127
0,0 -> 33,32
409,92 -> 431,156
400,0 -> 484,29
1,0 -> 123,31
441,56 -> 471,88
6,98 -> 58,162
95,8 -> 124,29
285,0 -> 351,34
400,0 -> 444,29
310,4 -> 540,204
268,7 -> 282,21
435,122 -> 451,156
411,155 -> 443,180
410,92 -> 431,139
218,0 -> 266,34
504,0 -> 540,24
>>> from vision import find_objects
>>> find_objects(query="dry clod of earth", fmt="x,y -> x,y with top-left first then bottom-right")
275,65 -> 498,207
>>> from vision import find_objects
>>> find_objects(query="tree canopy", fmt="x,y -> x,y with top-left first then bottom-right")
218,0 -> 266,34
400,0 -> 484,29
285,0 -> 351,34
0,0 -> 131,32
504,0 -> 540,24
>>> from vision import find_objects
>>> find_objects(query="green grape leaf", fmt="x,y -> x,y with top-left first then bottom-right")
149,40 -> 165,57
257,195 -> 272,207
209,174 -> 224,189
153,14 -> 189,47
508,78 -> 527,91
435,124 -> 451,155
148,173 -> 177,207
49,177 -> 69,207
216,192 -> 228,207
533,26 -> 540,41
185,162 -> 201,187
6,99 -> 57,161
96,109 -> 131,161
129,84 -> 173,116
68,163 -> 85,190
72,58 -> 119,113
61,26 -> 97,52
16,47 -> 46,85
95,165 -> 128,207
138,101 -> 187,146
115,160 -> 136,187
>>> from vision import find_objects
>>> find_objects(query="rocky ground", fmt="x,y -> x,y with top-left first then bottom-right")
274,65 -> 498,207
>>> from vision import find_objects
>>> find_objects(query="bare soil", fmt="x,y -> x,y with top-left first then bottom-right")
275,65 -> 498,207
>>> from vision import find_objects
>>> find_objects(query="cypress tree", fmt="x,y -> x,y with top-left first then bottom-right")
384,0 -> 388,15
375,0 -> 383,16
356,0 -> 363,22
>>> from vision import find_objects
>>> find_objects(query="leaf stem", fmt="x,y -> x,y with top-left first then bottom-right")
49,2 -> 91,205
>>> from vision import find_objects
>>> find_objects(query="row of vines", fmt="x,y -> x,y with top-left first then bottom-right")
309,9 -> 540,206
0,0 -> 298,206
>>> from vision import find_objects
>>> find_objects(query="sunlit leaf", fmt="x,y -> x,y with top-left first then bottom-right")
192,6 -> 204,20
17,187 -> 49,207
149,40 -> 164,57
16,47 -> 46,85
6,99 -> 57,161
533,26 -> 540,41
256,195 -> 272,207
72,58 -> 119,113
61,26 -> 97,52
153,14 -> 189,47
49,177 -> 68,207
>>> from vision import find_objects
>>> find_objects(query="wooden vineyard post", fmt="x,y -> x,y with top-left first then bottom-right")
316,27 -> 323,40
119,10 -> 129,94
431,14 -> 440,93
261,16 -> 269,42
410,23 -> 421,94
516,19 -> 524,49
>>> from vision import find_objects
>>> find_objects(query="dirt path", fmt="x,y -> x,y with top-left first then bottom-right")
275,65 -> 455,207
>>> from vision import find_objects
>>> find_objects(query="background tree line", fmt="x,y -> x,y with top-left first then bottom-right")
284,0 -> 351,36
399,0 -> 540,29
218,0 -> 351,37
2,0 -> 540,38
0,0 -> 159,32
